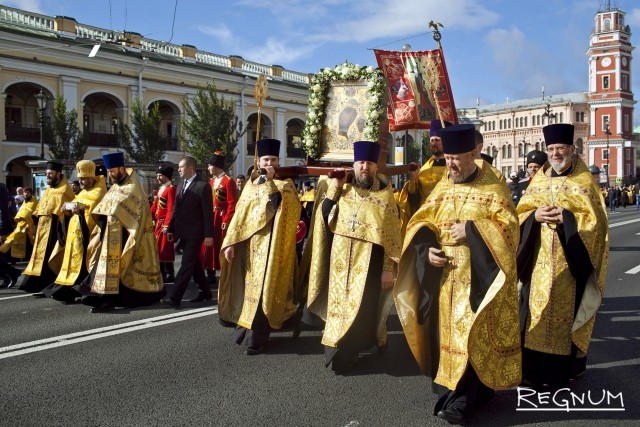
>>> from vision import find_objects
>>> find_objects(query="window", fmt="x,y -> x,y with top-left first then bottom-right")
603,18 -> 611,31
625,163 -> 631,177
576,112 -> 580,122
518,143 -> 523,157
580,112 -> 585,122
626,148 -> 631,160
602,149 -> 609,160
502,145 -> 507,158
559,112 -> 563,123
624,114 -> 630,132
507,144 -> 512,158
603,75 -> 610,90
622,74 -> 628,90
524,117 -> 528,127
508,119 -> 511,128
499,119 -> 503,130
603,115 -> 610,132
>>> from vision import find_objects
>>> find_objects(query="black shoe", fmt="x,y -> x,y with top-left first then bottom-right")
292,321 -> 302,339
437,407 -> 468,426
218,317 -> 236,328
8,270 -> 20,288
189,292 -> 213,303
245,345 -> 266,356
162,298 -> 181,309
90,302 -> 115,313
32,293 -> 46,298
163,276 -> 174,284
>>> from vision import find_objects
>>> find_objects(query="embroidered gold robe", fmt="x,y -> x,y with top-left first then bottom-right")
394,160 -> 521,390
85,169 -> 163,294
306,176 -> 402,348
23,178 -> 75,277
517,158 -> 608,355
219,177 -> 300,329
396,156 -> 447,235
55,176 -> 107,286
0,198 -> 38,259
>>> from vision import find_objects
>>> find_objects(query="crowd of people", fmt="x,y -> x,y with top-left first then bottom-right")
0,122 -> 610,425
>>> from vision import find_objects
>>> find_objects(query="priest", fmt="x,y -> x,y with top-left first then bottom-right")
306,140 -> 402,374
394,124 -> 521,425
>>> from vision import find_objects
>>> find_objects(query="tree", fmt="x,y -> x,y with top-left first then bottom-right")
119,98 -> 165,164
421,131 -> 433,162
178,81 -> 243,170
44,95 -> 88,162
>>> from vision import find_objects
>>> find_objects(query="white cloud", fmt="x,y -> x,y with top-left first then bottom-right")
198,24 -> 236,44
242,38 -> 316,65
626,8 -> 640,27
3,0 -> 44,13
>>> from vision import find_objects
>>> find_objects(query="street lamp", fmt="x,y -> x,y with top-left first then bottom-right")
522,138 -> 529,170
605,122 -> 612,186
34,89 -> 48,159
542,102 -> 556,125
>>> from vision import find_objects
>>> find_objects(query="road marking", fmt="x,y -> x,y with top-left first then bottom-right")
609,217 -> 640,228
0,307 -> 218,359
0,294 -> 33,301
625,264 -> 640,274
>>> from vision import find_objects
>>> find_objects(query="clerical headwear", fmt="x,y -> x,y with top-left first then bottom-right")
526,150 -> 548,166
256,138 -> 280,158
588,164 -> 601,175
208,151 -> 225,169
46,161 -> 63,173
102,152 -> 125,169
95,164 -> 107,177
543,123 -> 574,146
429,119 -> 453,138
440,124 -> 476,154
157,165 -> 174,179
76,160 -> 96,178
353,140 -> 380,163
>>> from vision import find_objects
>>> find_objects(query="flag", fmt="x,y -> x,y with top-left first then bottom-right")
374,48 -> 458,131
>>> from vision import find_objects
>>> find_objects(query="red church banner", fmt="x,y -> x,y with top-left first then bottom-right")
374,48 -> 458,131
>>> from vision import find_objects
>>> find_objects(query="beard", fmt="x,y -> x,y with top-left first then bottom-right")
46,175 -> 59,187
354,175 -> 374,189
551,156 -> 573,174
24,194 -> 32,202
110,170 -> 126,184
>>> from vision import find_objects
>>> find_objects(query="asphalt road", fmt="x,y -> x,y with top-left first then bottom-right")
1,208 -> 639,426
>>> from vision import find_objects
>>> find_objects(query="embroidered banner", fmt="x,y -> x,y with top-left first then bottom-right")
374,48 -> 458,131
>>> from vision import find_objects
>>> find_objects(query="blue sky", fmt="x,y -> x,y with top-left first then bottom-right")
7,0 -> 640,124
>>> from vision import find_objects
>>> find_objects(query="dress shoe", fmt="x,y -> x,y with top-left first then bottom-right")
162,276 -> 174,284
291,321 -> 302,339
8,270 -> 20,288
437,407 -> 468,426
162,297 -> 181,309
245,345 -> 266,356
189,292 -> 213,303
90,302 -> 115,313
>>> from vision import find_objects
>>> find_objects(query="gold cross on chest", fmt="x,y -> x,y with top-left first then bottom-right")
349,213 -> 359,231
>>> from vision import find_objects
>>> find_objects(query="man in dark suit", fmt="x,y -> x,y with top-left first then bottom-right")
163,156 -> 214,308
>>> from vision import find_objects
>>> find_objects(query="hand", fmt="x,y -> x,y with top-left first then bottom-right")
408,164 -> 419,182
380,270 -> 394,290
428,247 -> 448,267
534,206 -> 563,224
332,168 -> 348,187
203,237 -> 213,247
71,206 -> 81,215
450,222 -> 467,244
264,166 -> 276,181
224,245 -> 235,262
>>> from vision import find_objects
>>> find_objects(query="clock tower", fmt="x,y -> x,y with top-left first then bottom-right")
587,0 -> 636,185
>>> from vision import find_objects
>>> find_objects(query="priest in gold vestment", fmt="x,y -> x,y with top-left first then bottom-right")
0,187 -> 37,262
44,160 -> 107,303
517,123 -> 608,390
81,152 -> 165,313
306,141 -> 402,374
219,139 -> 301,355
396,119 -> 450,235
394,124 -> 521,426
18,162 -> 75,294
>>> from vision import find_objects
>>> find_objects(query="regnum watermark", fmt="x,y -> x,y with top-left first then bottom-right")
517,387 -> 625,412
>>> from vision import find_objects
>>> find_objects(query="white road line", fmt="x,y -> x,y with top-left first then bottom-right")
0,307 -> 217,359
0,294 -> 34,300
609,217 -> 640,228
625,264 -> 640,274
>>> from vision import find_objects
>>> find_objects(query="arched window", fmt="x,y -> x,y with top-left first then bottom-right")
499,119 -> 503,130
502,145 -> 507,158
508,144 -> 512,158
604,18 -> 611,31
575,112 -> 580,122
524,117 -> 528,127
518,143 -> 523,157
580,112 -> 585,122
559,112 -> 563,123
508,119 -> 511,128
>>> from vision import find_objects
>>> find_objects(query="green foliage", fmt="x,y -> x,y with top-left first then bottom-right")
43,95 -> 87,162
421,131 -> 432,162
178,81 -> 243,170
119,99 -> 165,164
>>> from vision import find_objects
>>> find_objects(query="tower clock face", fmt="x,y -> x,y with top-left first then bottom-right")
601,57 -> 612,67
622,57 -> 628,66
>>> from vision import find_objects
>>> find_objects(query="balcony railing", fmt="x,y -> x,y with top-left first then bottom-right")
5,125 -> 39,142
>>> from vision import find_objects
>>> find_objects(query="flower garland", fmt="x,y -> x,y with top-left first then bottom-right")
302,61 -> 386,159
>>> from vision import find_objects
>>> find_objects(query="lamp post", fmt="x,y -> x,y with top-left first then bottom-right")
522,139 -> 529,170
542,102 -> 556,125
34,89 -> 48,159
605,122 -> 612,187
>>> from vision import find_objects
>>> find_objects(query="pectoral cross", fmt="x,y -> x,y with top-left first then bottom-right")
349,213 -> 358,231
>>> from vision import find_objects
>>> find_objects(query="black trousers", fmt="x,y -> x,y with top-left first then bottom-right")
170,238 -> 209,302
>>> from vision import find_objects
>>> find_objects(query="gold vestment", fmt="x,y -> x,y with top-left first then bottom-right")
85,169 -> 163,294
307,176 -> 402,348
23,178 -> 75,277
517,158 -> 608,355
55,176 -> 107,286
0,198 -> 38,259
397,156 -> 447,235
219,177 -> 300,329
394,160 -> 521,390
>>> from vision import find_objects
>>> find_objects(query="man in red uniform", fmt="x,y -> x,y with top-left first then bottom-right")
150,165 -> 176,283
201,152 -> 237,286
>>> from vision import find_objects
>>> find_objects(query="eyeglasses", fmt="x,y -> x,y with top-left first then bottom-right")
546,145 -> 571,153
